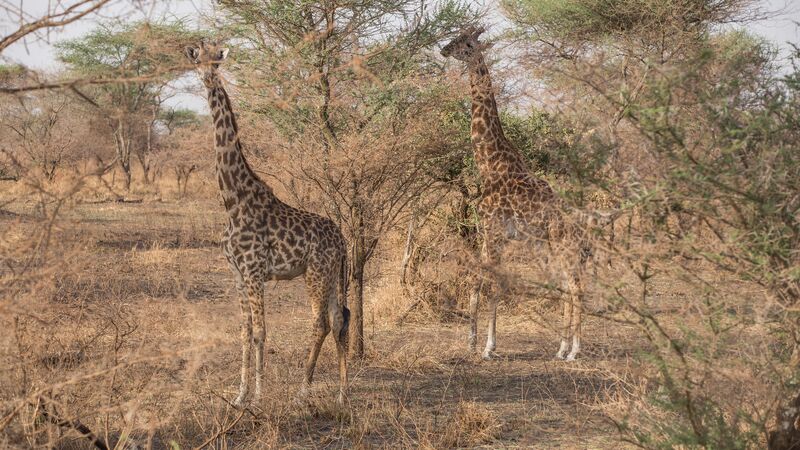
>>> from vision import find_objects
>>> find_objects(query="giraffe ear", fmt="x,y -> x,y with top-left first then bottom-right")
184,46 -> 200,63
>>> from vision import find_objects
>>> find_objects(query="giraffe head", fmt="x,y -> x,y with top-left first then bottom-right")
184,40 -> 229,88
441,25 -> 487,63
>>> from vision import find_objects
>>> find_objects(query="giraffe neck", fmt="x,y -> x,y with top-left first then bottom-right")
467,54 -> 529,180
205,74 -> 267,211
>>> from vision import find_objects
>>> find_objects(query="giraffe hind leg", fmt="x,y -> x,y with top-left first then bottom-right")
566,280 -> 583,361
332,303 -> 349,405
566,304 -> 582,361
556,294 -> 573,360
566,245 -> 591,361
299,281 -> 331,402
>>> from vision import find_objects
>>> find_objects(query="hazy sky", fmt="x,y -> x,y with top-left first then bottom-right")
1,0 -> 798,112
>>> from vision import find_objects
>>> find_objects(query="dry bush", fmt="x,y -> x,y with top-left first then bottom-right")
155,121 -> 210,200
0,90 -> 113,184
434,401 -> 502,448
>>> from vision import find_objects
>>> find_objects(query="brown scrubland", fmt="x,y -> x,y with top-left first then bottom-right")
0,170 -> 637,449
2,0 -> 800,449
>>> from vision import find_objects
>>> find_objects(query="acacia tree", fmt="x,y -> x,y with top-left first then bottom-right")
56,21 -> 200,191
218,0 -> 477,358
504,0 -> 800,447
0,0 -> 111,54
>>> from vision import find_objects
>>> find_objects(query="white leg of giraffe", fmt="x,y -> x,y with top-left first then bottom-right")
248,279 -> 266,402
556,292 -> 573,360
232,279 -> 252,407
478,232 -> 497,360
556,340 -> 570,360
482,296 -> 498,360
567,285 -> 583,362
329,294 -> 349,405
567,335 -> 581,361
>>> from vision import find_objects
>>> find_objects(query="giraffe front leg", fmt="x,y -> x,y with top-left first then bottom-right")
556,296 -> 573,360
476,234 -> 496,359
482,296 -> 498,360
248,281 -> 266,402
233,284 -> 253,407
567,270 -> 583,361
566,292 -> 583,362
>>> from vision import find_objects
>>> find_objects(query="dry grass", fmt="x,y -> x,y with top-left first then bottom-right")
0,179 -> 676,449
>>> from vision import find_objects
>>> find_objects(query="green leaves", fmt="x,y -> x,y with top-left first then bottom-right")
503,0 -> 754,44
55,21 -> 206,115
56,21 -> 204,79
221,0 -> 479,137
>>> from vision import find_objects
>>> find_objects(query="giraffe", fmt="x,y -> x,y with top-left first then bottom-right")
184,41 -> 350,405
441,26 -> 594,361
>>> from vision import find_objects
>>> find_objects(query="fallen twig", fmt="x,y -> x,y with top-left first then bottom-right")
36,398 -> 109,450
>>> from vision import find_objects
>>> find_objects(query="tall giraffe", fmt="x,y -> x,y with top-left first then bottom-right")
441,26 -> 591,361
185,41 -> 349,405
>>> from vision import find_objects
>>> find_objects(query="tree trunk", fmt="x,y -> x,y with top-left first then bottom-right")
113,120 -> 132,192
349,233 -> 366,360
348,186 -> 368,359
400,214 -> 416,288
141,105 -> 156,185
138,152 -> 151,184
769,391 -> 800,449
121,159 -> 131,192
349,253 -> 365,360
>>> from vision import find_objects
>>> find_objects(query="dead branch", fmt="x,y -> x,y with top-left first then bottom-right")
36,397 -> 109,450
0,0 -> 111,53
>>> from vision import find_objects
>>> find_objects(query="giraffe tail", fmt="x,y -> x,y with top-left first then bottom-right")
338,252 -> 350,343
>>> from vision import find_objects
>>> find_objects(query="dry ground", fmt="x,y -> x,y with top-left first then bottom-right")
1,192 -> 648,449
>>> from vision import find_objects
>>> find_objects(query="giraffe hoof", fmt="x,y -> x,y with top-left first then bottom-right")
481,351 -> 496,361
555,352 -> 566,360
565,353 -> 578,362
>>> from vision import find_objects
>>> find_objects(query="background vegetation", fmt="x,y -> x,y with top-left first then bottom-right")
1,0 -> 798,448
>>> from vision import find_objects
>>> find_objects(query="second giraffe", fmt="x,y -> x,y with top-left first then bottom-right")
442,26 -> 597,361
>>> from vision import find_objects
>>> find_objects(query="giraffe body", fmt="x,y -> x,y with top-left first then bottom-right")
442,27 -> 593,361
186,42 -> 349,405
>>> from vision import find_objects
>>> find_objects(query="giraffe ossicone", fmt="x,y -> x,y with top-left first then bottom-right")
185,41 -> 350,406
